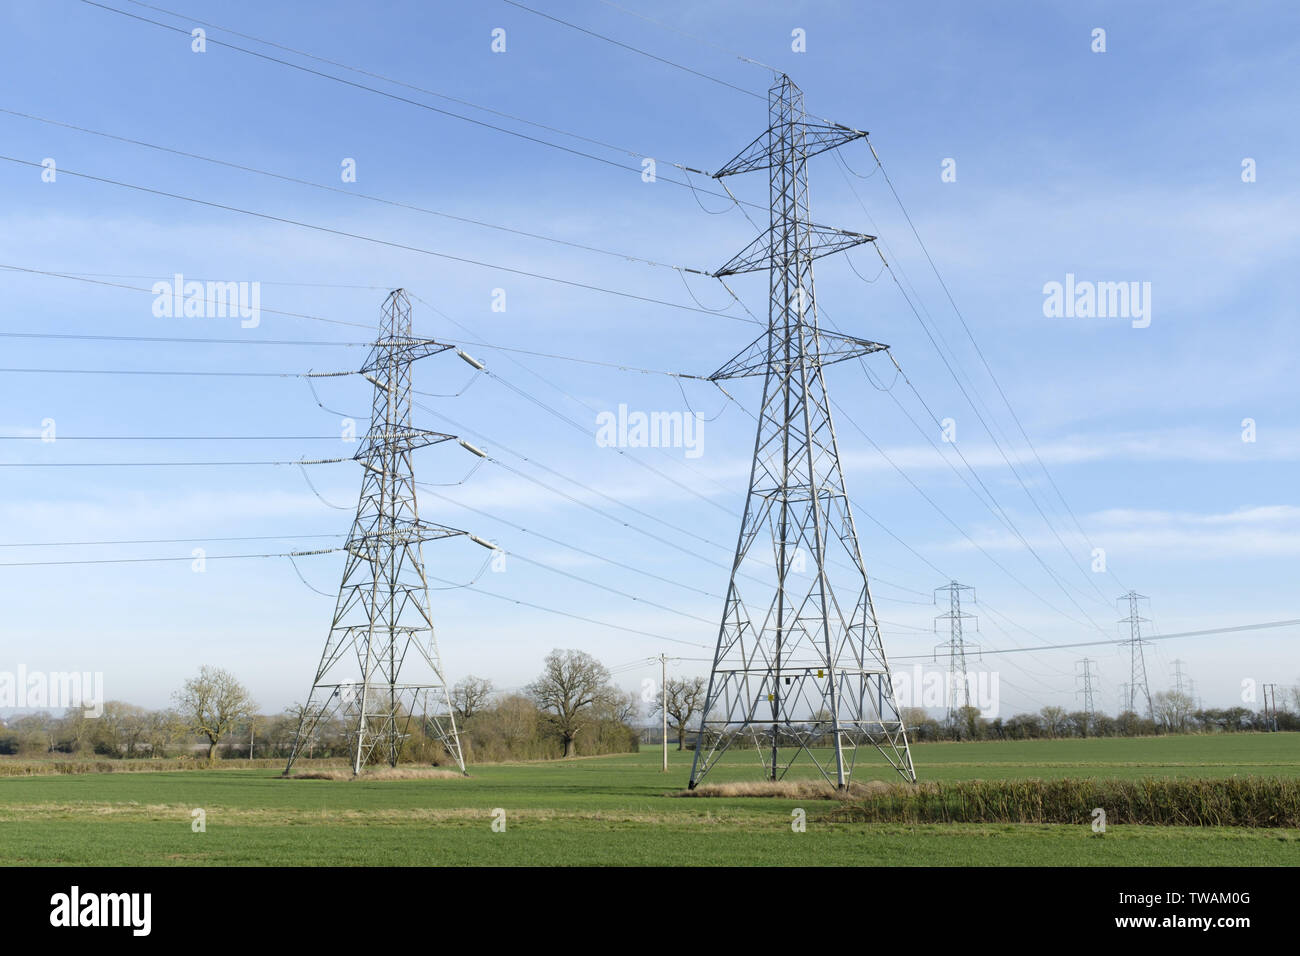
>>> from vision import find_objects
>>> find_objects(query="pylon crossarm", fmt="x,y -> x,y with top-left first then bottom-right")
360,338 -> 452,373
712,223 -> 875,277
710,329 -> 888,381
713,121 -> 867,178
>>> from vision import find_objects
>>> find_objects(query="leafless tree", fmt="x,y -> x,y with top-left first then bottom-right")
494,694 -> 541,749
452,675 -> 495,724
526,649 -> 614,757
650,676 -> 708,750
1152,690 -> 1196,733
173,666 -> 256,764
1039,705 -> 1068,738
100,701 -> 149,757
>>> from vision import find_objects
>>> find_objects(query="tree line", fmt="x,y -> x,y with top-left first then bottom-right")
3,662 -> 1294,760
0,649 -> 643,764
904,688 -> 1299,743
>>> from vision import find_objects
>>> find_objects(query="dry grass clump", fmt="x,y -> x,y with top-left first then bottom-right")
677,778 -> 892,800
283,766 -> 465,781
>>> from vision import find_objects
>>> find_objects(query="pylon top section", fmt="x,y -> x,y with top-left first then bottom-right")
361,289 -> 453,374
712,75 -> 868,180
706,77 -> 886,379
710,77 -> 875,279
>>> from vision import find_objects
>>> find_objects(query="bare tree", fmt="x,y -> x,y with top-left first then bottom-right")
100,701 -> 149,757
173,666 -> 256,764
452,675 -> 495,724
526,649 -> 613,757
1152,690 -> 1195,733
494,694 -> 541,749
1039,705 -> 1067,738
651,676 -> 708,750
606,689 -> 639,726
143,708 -> 183,758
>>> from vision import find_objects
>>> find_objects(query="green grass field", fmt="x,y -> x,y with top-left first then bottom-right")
2,734 -> 1297,866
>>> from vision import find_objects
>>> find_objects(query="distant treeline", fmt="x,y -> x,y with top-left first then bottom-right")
0,649 -> 641,764
903,696 -> 1299,742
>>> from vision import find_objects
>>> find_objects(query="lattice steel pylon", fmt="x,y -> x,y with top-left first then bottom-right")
1119,590 -> 1153,719
285,289 -> 467,776
933,580 -> 977,732
687,75 -> 916,789
1076,657 -> 1099,726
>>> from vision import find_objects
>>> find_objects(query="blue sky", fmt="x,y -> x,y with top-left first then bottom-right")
1,0 -> 1297,719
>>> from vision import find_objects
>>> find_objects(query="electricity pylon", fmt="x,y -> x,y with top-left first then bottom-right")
1075,657 -> 1099,727
1118,590 -> 1153,719
1261,683 -> 1279,732
933,580 -> 977,734
688,75 -> 915,789
285,289 -> 468,776
1171,658 -> 1188,696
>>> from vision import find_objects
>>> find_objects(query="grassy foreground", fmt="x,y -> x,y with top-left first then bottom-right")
0,734 -> 1297,866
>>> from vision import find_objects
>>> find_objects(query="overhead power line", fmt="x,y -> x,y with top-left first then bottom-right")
890,619 -> 1300,660
833,152 -> 1120,611
499,0 -> 766,101
594,0 -> 779,72
0,548 -> 338,568
0,532 -> 342,548
0,329 -> 368,347
0,435 -> 352,440
0,155 -> 755,324
73,0 -> 879,235
0,263 -> 376,331
75,0 -> 768,214
0,367 -> 352,378
0,106 -> 711,278
866,137 -> 1132,594
0,457 -> 349,467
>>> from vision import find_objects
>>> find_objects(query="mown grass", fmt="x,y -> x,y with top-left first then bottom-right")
0,734 -> 1295,866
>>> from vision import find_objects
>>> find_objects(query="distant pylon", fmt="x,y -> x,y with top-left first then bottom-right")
285,290 -> 468,776
1075,657 -> 1099,728
1118,590 -> 1153,719
1171,658 -> 1188,696
1261,683 -> 1279,731
933,580 -> 978,733
688,75 -> 915,790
